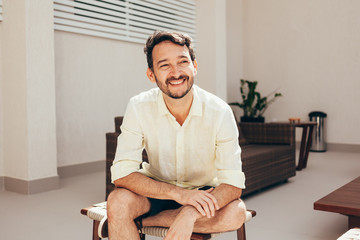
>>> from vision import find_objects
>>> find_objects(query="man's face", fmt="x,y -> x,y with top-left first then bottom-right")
147,40 -> 197,99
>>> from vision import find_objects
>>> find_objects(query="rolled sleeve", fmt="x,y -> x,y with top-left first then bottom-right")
111,159 -> 141,183
217,169 -> 246,189
111,100 -> 144,183
215,108 -> 246,189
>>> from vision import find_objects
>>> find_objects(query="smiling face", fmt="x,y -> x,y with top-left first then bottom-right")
146,40 -> 198,99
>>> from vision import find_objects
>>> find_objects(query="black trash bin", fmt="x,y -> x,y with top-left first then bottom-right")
309,111 -> 327,152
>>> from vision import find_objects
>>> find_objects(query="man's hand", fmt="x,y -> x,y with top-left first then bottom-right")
164,206 -> 197,240
115,173 -> 220,218
175,188 -> 219,218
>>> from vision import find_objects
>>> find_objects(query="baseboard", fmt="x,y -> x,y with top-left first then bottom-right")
1,160 -> 105,194
327,143 -> 360,153
296,142 -> 360,153
3,176 -> 60,194
57,160 -> 105,178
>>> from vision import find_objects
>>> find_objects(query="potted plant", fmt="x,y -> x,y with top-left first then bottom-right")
229,79 -> 282,122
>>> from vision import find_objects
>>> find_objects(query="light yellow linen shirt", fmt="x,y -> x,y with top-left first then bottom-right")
111,85 -> 245,189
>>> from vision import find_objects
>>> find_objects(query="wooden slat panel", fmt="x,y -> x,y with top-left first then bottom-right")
54,11 -> 154,36
54,25 -> 146,43
163,0 -> 196,9
54,0 -> 196,44
54,18 -> 147,39
128,5 -> 195,27
131,0 -> 195,19
55,0 -> 195,33
0,0 -> 3,21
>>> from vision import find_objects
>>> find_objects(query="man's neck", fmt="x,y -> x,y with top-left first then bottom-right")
162,89 -> 194,126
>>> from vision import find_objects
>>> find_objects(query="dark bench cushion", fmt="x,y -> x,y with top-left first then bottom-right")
241,144 -> 296,196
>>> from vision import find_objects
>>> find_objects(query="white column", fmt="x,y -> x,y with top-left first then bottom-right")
1,0 -> 58,194
215,0 -> 227,100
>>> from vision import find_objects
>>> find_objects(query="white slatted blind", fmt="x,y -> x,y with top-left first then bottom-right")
0,0 -> 3,21
53,0 -> 196,44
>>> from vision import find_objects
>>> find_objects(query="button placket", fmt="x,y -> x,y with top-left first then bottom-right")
176,127 -> 185,185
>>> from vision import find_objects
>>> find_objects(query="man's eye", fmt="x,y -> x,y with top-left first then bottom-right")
160,64 -> 169,68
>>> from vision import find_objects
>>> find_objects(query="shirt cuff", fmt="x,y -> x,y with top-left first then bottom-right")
110,160 -> 141,183
217,170 -> 246,189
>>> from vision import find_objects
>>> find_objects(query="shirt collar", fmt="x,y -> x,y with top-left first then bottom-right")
190,85 -> 202,116
157,90 -> 169,116
157,85 -> 203,117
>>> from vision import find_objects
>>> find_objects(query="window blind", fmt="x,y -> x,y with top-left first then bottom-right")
0,0 -> 3,21
53,0 -> 196,44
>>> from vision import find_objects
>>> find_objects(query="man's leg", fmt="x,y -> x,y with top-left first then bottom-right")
107,188 -> 151,240
142,199 -> 246,233
194,199 -> 246,233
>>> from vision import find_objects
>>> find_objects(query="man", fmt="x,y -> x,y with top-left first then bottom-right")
107,30 -> 246,240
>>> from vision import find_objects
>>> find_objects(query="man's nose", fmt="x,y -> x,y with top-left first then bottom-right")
169,65 -> 181,78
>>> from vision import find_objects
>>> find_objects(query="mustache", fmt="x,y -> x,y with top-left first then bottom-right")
166,75 -> 189,84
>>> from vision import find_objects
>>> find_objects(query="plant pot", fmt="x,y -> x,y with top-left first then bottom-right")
240,116 -> 265,123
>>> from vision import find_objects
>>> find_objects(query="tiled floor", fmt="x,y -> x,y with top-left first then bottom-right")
0,150 -> 359,240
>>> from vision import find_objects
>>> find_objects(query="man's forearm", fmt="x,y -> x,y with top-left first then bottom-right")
113,172 -> 183,200
114,173 -> 241,218
210,183 -> 242,209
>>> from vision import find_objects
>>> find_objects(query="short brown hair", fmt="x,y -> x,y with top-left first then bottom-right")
144,30 -> 196,70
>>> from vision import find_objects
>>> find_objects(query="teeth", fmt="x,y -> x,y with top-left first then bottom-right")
170,79 -> 184,85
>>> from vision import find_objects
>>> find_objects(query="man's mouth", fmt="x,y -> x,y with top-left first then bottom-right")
169,79 -> 185,85
167,76 -> 188,86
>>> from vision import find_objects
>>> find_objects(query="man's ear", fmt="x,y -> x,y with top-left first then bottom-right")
146,68 -> 156,83
193,59 -> 198,75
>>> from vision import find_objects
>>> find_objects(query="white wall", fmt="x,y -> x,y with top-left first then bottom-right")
226,0 -> 245,121
2,0 -> 358,184
194,0 -> 217,95
54,32 -> 152,167
55,0 -> 228,168
0,22 -> 3,177
235,0 -> 360,145
0,0 -> 238,177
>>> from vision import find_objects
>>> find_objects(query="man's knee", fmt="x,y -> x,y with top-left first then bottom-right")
107,188 -> 143,220
218,199 -> 246,230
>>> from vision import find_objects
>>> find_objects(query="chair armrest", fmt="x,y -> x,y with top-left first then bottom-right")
239,122 -> 295,145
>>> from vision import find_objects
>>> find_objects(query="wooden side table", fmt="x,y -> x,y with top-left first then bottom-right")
291,122 -> 317,170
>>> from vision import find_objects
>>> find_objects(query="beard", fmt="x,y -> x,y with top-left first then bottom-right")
154,74 -> 194,99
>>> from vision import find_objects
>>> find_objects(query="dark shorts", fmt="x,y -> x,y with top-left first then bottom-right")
143,185 -> 213,218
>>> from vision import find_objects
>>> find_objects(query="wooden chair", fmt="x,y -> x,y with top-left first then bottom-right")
81,202 -> 256,240
81,116 -> 256,239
